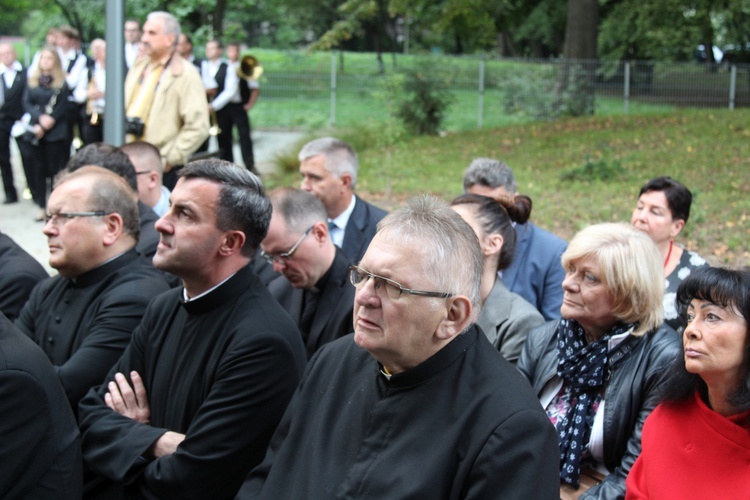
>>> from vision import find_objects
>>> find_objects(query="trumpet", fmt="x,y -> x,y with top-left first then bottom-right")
237,54 -> 263,81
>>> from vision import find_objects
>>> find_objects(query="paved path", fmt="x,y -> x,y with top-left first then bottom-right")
0,130 -> 304,274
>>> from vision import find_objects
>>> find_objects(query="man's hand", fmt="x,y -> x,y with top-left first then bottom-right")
105,371 -> 151,424
243,102 -> 253,112
149,431 -> 186,459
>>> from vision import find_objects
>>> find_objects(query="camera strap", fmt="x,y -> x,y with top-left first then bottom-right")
127,54 -> 174,126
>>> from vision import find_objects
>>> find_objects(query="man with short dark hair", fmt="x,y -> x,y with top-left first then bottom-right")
124,20 -> 142,69
463,157 -> 567,320
201,40 -> 240,164
57,25 -> 88,150
177,33 -> 201,69
79,160 -> 306,499
262,187 -> 354,358
299,137 -> 387,262
240,196 -> 559,498
225,42 -> 258,172
16,167 -> 169,411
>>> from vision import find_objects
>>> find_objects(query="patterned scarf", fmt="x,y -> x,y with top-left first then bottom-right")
555,318 -> 634,487
38,74 -> 53,88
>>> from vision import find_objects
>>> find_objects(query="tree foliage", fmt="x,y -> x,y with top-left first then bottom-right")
9,0 -> 750,64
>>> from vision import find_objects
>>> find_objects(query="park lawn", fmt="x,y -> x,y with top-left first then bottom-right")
266,108 -> 750,267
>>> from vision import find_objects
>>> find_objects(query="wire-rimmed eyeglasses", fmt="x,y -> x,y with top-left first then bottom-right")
260,226 -> 314,264
44,211 -> 109,226
348,265 -> 454,300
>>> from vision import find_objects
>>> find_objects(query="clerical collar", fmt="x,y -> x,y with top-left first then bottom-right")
69,249 -> 139,288
377,325 -> 478,386
182,272 -> 236,302
180,265 -> 255,315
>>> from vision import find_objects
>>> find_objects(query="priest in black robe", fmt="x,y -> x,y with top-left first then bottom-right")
16,167 -> 169,411
239,196 -> 559,499
0,312 -> 81,499
79,160 -> 307,499
262,187 -> 354,358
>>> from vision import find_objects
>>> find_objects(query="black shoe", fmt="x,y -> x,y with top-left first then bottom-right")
3,198 -> 18,205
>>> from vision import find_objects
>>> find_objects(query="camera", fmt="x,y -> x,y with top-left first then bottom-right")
22,130 -> 39,146
125,116 -> 144,137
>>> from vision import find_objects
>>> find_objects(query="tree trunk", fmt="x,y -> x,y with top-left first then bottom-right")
496,31 -> 518,58
557,0 -> 598,116
562,0 -> 598,60
213,0 -> 228,39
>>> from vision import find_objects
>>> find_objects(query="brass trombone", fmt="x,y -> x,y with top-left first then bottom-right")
237,54 -> 263,81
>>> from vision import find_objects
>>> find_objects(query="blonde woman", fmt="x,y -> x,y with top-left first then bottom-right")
518,223 -> 682,499
18,46 -> 71,220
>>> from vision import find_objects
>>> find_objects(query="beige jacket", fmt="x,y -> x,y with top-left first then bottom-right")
125,53 -> 209,168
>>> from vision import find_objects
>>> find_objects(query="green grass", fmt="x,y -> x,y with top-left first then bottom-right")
264,108 -> 750,268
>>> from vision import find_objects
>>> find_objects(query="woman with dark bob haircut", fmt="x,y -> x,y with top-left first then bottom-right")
631,176 -> 708,332
626,267 -> 750,499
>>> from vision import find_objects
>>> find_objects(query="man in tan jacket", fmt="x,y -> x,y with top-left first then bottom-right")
125,11 -> 209,189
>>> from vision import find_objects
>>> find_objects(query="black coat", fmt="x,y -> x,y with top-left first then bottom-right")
517,319 -> 682,499
241,326 -> 560,499
267,247 -> 354,358
22,81 -> 71,143
0,313 -> 81,499
0,68 -> 26,125
0,231 -> 48,321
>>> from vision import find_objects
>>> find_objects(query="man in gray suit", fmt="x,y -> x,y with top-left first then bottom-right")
262,187 -> 354,358
299,137 -> 387,262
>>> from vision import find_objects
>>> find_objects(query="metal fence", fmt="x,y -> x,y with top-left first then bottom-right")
250,52 -> 750,131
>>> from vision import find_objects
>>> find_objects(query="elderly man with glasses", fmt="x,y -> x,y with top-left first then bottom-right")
15,166 -> 169,413
261,187 -> 354,359
239,195 -> 559,499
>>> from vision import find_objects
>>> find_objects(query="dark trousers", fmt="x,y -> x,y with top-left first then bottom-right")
66,102 -> 86,151
17,138 -> 69,208
217,103 -> 255,171
0,123 -> 19,202
82,116 -> 103,146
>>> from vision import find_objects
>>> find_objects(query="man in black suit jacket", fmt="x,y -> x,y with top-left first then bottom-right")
0,230 -> 48,321
0,43 -> 26,204
299,137 -> 387,262
0,312 -> 81,499
262,187 -> 354,358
